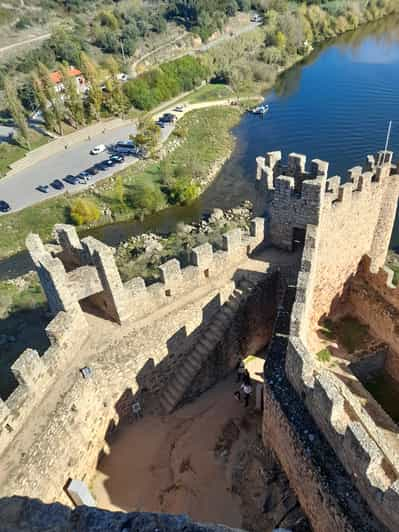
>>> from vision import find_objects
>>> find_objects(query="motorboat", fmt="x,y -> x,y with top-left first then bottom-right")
250,104 -> 269,115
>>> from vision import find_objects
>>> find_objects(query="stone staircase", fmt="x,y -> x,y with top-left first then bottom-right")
160,280 -> 256,414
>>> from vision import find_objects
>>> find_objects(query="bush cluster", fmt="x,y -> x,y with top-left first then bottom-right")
124,56 -> 209,110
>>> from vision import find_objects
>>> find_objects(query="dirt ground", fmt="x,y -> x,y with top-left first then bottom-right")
92,377 -> 310,531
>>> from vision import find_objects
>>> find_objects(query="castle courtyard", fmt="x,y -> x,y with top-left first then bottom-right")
92,376 -> 309,532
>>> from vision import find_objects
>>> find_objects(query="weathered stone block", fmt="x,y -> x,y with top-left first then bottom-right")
11,349 -> 45,387
222,229 -> 242,253
159,259 -> 182,286
124,277 -> 146,296
191,243 -> 213,269
54,224 -> 82,251
310,158 -> 329,178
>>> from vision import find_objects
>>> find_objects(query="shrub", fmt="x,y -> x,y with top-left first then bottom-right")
69,198 -> 100,225
124,56 -> 208,110
316,348 -> 331,363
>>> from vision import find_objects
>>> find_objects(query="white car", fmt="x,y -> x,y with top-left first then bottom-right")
90,144 -> 106,155
117,73 -> 128,82
174,105 -> 185,112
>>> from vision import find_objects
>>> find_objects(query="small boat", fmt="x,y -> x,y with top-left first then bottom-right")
250,104 -> 269,115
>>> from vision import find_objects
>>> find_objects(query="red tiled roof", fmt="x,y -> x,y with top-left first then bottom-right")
49,67 -> 82,84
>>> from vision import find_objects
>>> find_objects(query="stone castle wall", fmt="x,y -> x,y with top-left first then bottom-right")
345,256 -> 399,381
0,218 -> 268,503
285,227 -> 399,531
257,149 -> 399,530
257,150 -> 399,345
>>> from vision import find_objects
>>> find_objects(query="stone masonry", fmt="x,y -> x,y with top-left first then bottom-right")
0,217 -> 269,505
257,149 -> 399,530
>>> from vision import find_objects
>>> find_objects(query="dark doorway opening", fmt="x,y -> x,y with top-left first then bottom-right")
292,227 -> 306,251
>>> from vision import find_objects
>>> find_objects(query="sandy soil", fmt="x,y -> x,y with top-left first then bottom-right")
92,377 -> 246,528
92,376 -> 310,531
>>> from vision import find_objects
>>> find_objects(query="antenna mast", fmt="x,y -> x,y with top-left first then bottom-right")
378,120 -> 392,167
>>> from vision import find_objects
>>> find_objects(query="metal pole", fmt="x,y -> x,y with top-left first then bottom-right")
384,120 -> 392,154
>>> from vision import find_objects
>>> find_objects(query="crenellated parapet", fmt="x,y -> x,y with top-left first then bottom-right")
0,217 -> 266,458
256,149 -> 398,259
0,306 -> 88,456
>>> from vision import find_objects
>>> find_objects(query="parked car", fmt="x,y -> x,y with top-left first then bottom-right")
117,73 -> 128,82
64,174 -> 77,185
113,145 -> 136,155
96,161 -> 109,170
51,179 -> 64,190
174,105 -> 185,112
105,158 -> 116,167
36,185 -> 49,193
76,171 -> 90,184
110,154 -> 125,164
90,144 -> 106,155
161,113 -> 177,123
155,119 -> 166,128
0,200 -> 11,213
116,140 -> 134,147
88,166 -> 99,176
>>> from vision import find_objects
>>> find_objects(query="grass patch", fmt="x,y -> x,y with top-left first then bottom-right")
319,316 -> 369,354
0,130 -> 49,177
0,106 -> 242,260
186,83 -> 233,104
316,348 -> 331,363
0,275 -> 46,319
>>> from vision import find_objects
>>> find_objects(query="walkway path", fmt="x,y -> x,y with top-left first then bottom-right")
0,32 -> 51,56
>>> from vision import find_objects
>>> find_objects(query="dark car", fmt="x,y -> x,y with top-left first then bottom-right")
105,158 -> 116,167
0,200 -> 11,213
116,140 -> 134,148
76,171 -> 90,184
112,144 -> 136,155
97,160 -> 109,170
64,174 -> 77,185
51,179 -> 64,190
155,119 -> 166,128
88,166 -> 99,176
36,185 -> 49,193
110,154 -> 124,163
161,113 -> 176,123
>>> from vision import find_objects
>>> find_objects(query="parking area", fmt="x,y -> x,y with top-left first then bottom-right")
0,121 -> 173,213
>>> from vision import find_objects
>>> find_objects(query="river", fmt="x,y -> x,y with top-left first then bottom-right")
2,16 -> 399,279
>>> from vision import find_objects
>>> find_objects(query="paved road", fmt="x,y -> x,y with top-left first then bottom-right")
0,122 -> 169,213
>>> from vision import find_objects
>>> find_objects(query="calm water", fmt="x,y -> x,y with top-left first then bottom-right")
2,16 -> 399,278
87,15 -> 399,246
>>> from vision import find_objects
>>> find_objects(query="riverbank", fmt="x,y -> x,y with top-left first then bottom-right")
0,103 -> 244,261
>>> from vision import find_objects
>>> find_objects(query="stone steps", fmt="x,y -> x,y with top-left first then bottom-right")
160,281 -> 256,414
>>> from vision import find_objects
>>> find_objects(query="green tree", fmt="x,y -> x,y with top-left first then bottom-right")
69,198 -> 100,225
125,182 -> 166,216
80,52 -> 103,120
169,178 -> 200,205
4,78 -> 31,149
275,31 -> 286,50
37,62 -> 64,134
132,120 -> 161,155
31,73 -> 57,133
59,63 -> 85,127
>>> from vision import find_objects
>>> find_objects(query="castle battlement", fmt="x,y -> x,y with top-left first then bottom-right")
256,149 -> 397,255
276,144 -> 399,531
0,217 -> 266,457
